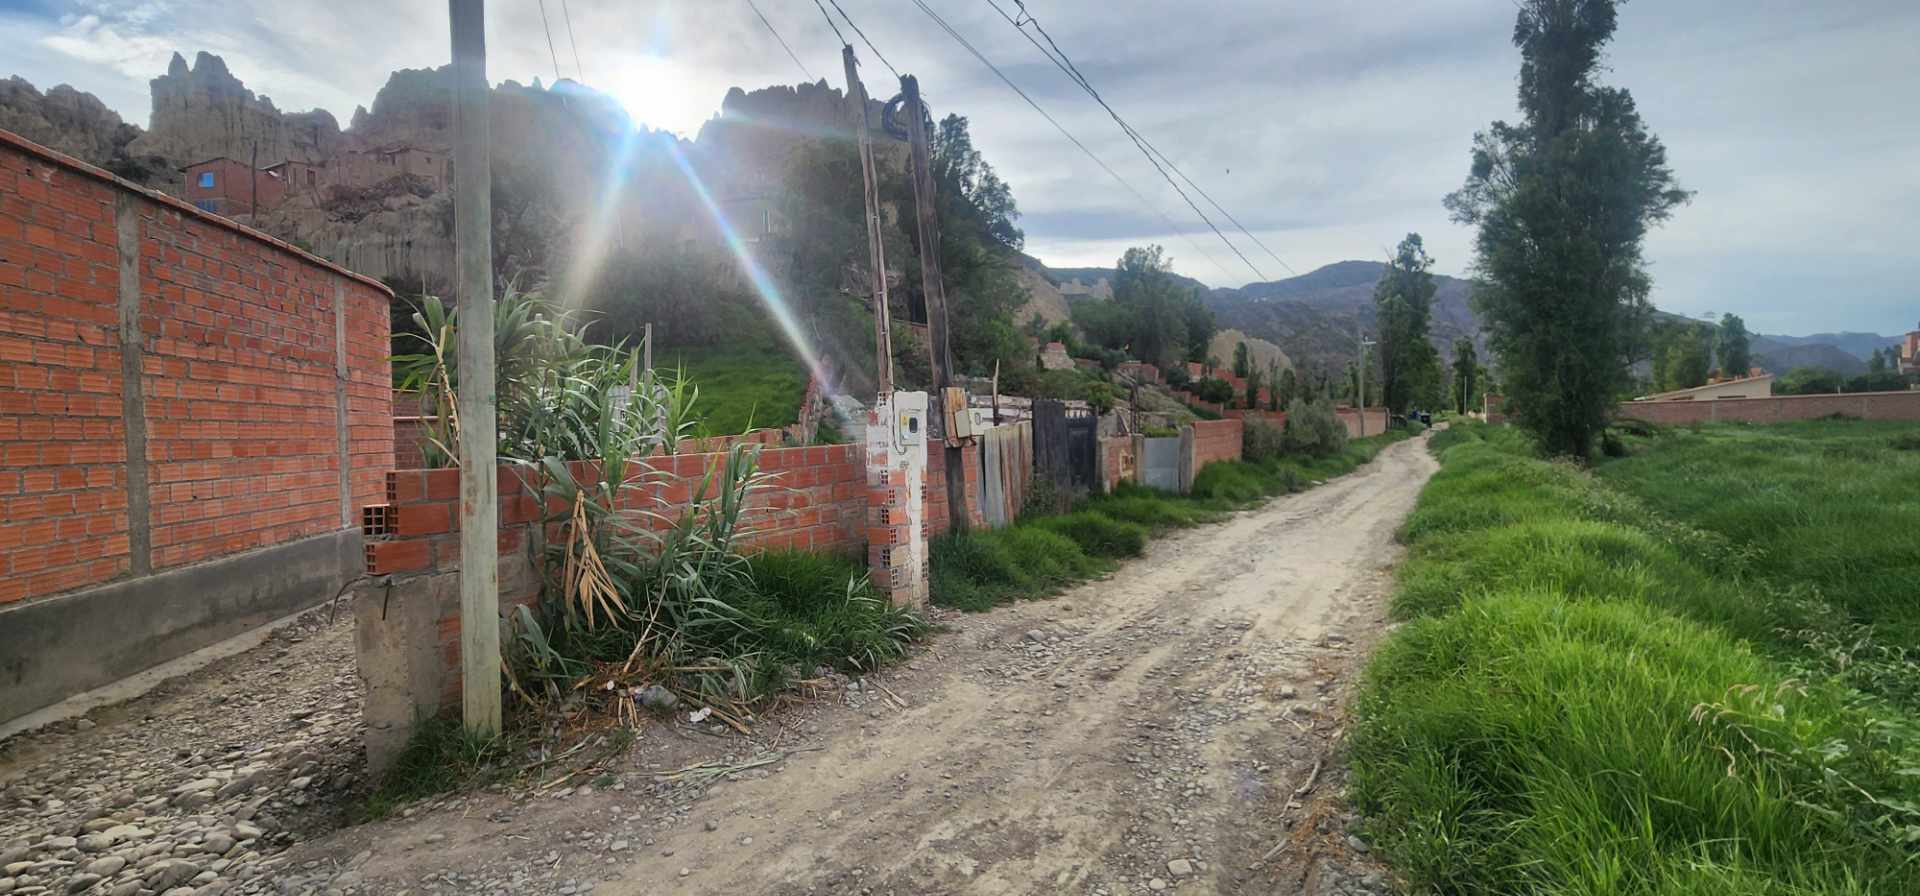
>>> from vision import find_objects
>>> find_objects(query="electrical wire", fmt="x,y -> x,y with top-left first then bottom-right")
827,0 -> 902,82
906,0 -> 1235,281
536,0 -> 563,83
984,0 -> 1276,280
1003,0 -> 1295,277
750,0 -> 817,82
809,0 -> 849,48
559,0 -> 584,81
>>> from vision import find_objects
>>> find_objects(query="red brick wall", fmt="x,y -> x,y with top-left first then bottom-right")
1620,390 -> 1920,426
0,130 -> 392,605
362,444 -> 868,707
1101,435 -> 1136,493
364,444 -> 868,579
1191,419 -> 1243,468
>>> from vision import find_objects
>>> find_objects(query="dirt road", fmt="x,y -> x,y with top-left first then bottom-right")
0,433 -> 1437,896
302,432 -> 1440,896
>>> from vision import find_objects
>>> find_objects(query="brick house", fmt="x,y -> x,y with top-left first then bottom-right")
179,156 -> 282,216
1899,324 -> 1919,376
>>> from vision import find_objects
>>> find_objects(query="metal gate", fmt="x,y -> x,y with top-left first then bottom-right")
1063,406 -> 1096,493
1141,436 -> 1182,491
1032,399 -> 1099,511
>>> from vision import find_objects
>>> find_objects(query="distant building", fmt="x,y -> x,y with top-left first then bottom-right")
330,144 -> 450,193
1635,371 -> 1775,402
1899,323 -> 1919,376
180,157 -> 278,216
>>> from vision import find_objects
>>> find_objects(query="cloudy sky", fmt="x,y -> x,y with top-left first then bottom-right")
4,0 -> 1917,335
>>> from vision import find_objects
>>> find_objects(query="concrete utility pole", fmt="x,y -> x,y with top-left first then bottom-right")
901,73 -> 967,533
449,0 -> 500,737
1356,329 -> 1376,438
842,46 -> 894,396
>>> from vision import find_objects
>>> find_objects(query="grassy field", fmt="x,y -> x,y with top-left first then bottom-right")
1351,420 -> 1920,895
660,345 -> 809,435
929,428 -> 1414,611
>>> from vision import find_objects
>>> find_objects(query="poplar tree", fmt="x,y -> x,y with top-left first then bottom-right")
1445,0 -> 1689,460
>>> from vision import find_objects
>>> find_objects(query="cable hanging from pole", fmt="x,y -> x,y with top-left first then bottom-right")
827,0 -> 902,82
559,0 -> 584,81
751,0 -> 818,81
906,0 -> 1236,281
535,0 -> 563,83
982,0 -> 1274,280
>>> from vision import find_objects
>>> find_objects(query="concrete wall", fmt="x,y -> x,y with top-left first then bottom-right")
1620,389 -> 1920,425
0,129 -> 393,722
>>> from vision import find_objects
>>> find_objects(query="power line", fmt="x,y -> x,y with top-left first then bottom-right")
808,0 -> 849,48
535,0 -> 563,83
827,0 -> 902,82
559,0 -> 583,81
1005,0 -> 1295,277
750,0 -> 817,81
905,0 -> 1235,281
985,0 -> 1279,281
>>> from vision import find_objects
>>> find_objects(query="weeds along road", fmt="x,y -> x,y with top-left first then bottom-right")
317,432 -> 1440,896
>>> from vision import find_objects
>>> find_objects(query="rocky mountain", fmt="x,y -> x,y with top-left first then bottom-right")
1754,331 -> 1902,363
1748,337 -> 1869,376
0,75 -> 168,181
128,52 -> 346,188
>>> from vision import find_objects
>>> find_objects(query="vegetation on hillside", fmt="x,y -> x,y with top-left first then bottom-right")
1069,245 -> 1217,370
1446,0 -> 1690,460
1351,421 -> 1920,895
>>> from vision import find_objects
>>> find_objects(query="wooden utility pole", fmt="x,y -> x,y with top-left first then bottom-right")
901,74 -> 967,533
841,46 -> 894,396
449,0 -> 500,737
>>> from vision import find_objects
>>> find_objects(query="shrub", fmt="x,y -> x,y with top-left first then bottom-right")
1242,419 -> 1285,462
1033,511 -> 1147,558
1164,366 -> 1192,389
1893,431 -> 1920,452
1194,377 -> 1235,404
1279,397 -> 1348,458
930,527 -> 1107,611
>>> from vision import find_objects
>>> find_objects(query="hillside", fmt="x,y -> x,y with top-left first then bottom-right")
1206,261 -> 1483,376
1748,337 -> 1869,376
1756,331 -> 1903,361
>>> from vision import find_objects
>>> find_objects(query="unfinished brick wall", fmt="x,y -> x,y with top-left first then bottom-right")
1190,418 -> 1243,469
1619,391 -> 1920,426
358,444 -> 866,718
1101,434 -> 1136,493
0,130 -> 392,605
922,443 -> 988,538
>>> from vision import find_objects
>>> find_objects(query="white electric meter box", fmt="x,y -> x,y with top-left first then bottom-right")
894,391 -> 928,446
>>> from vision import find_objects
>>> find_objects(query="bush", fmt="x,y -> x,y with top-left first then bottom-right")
1032,511 -> 1147,558
1194,377 -> 1235,404
1279,397 -> 1348,458
1242,419 -> 1285,462
1164,366 -> 1192,389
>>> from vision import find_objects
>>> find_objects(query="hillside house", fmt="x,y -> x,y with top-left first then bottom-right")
330,144 -> 450,192
1899,324 -> 1919,376
180,156 -> 282,216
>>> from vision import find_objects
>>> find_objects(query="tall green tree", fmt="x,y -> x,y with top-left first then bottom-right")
1452,338 -> 1479,414
1868,348 -> 1889,375
1278,366 -> 1297,409
1716,313 -> 1751,377
1267,360 -> 1283,411
1656,323 -> 1712,391
1373,234 -> 1441,415
1232,341 -> 1251,378
922,114 -> 1031,376
1244,369 -> 1260,409
1092,245 -> 1215,370
1445,0 -> 1689,460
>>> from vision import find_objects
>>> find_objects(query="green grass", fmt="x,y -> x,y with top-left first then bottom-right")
930,429 -> 1414,611
1595,420 -> 1920,648
359,716 -> 514,820
1350,420 -> 1920,896
662,345 -> 808,435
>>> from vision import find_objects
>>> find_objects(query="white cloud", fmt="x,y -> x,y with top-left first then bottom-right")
6,0 -> 1917,333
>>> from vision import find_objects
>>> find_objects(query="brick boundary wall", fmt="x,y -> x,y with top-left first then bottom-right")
1190,418 -> 1244,469
355,443 -> 866,754
0,128 -> 393,723
1619,390 -> 1920,426
1100,434 -> 1136,493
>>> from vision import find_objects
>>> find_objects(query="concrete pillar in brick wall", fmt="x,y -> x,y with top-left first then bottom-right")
866,392 -> 930,607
